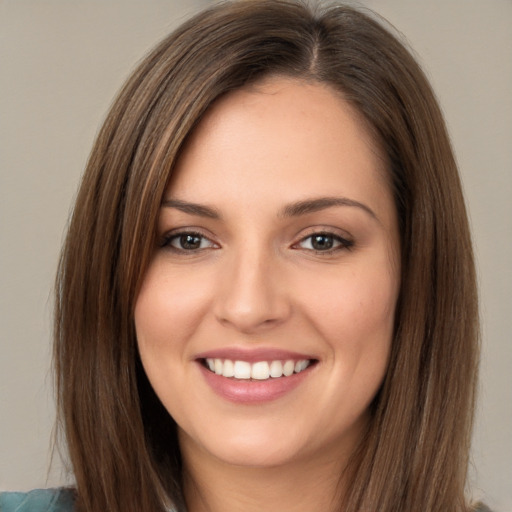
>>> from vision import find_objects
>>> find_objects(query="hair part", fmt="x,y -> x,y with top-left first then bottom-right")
54,1 -> 479,511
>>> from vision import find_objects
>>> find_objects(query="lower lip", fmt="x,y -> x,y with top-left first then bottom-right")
198,362 -> 313,404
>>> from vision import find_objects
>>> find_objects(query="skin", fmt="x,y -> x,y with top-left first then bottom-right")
135,77 -> 400,512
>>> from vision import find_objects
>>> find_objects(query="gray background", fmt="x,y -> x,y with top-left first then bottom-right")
1,1 -> 510,510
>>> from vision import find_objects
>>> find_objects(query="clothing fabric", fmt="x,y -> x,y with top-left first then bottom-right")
0,488 -> 75,512
0,488 -> 493,511
0,489 -> 179,512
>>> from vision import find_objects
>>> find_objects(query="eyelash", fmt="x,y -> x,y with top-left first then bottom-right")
159,230 -> 216,253
293,231 -> 354,253
159,230 -> 354,254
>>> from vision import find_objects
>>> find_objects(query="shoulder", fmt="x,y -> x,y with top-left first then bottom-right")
0,488 -> 76,512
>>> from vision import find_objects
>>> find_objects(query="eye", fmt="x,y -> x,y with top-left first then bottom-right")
296,232 -> 353,253
161,231 -> 216,252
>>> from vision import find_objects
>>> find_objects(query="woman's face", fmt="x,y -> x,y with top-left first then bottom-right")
135,77 -> 400,469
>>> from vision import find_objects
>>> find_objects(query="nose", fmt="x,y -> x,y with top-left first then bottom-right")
213,247 -> 291,334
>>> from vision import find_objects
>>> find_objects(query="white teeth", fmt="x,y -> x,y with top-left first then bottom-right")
233,360 -> 252,379
204,358 -> 312,380
269,360 -> 283,378
295,360 -> 309,373
283,360 -> 295,376
223,359 -> 234,377
251,361 -> 270,380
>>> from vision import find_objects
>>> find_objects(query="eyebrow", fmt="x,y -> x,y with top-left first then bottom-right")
161,198 -> 221,219
280,196 -> 378,221
161,196 -> 378,221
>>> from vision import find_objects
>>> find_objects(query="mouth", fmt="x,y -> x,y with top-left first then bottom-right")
195,348 -> 318,403
201,357 -> 316,380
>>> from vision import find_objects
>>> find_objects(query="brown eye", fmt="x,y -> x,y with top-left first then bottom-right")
310,234 -> 334,250
176,234 -> 203,250
297,232 -> 353,252
162,231 -> 216,252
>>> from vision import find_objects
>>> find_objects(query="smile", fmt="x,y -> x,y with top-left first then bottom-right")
196,350 -> 318,403
204,358 -> 312,380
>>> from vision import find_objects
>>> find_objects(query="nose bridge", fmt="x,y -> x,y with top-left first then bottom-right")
214,238 -> 289,333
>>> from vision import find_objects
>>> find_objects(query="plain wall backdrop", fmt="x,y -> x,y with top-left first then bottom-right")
1,1 -> 511,511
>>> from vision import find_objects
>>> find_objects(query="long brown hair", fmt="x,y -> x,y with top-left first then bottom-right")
54,1 -> 479,511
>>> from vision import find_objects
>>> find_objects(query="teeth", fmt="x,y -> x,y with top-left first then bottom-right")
233,360 -> 251,379
251,361 -> 270,380
283,360 -> 295,377
295,360 -> 309,373
223,359 -> 234,377
269,360 -> 283,378
204,358 -> 311,380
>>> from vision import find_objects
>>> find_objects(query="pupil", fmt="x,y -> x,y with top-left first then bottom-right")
181,234 -> 201,250
312,234 -> 333,250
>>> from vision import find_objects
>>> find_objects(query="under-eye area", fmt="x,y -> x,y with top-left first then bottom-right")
200,358 -> 319,380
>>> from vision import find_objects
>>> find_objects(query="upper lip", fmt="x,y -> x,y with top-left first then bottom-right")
194,347 -> 317,363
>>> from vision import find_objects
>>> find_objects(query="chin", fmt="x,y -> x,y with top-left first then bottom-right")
208,441 -> 306,469
179,418 -> 315,469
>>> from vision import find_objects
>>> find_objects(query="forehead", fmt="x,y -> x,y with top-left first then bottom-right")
168,77 -> 391,220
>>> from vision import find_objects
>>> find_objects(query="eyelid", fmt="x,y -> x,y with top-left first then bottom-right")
159,227 -> 219,252
291,227 -> 354,253
158,225 -> 353,255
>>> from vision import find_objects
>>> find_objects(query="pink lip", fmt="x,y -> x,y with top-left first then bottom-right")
198,363 -> 314,404
194,347 -> 315,363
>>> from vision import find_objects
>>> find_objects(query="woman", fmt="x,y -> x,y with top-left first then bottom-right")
0,1 -> 484,511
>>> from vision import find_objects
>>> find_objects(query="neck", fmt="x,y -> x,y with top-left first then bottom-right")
181,437 -> 351,512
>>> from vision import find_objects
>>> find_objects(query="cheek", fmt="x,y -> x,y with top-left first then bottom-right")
133,264 -> 208,417
134,263 -> 210,354
298,255 -> 399,408
303,264 -> 398,343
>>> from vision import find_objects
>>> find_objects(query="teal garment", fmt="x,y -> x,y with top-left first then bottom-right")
0,489 -> 492,512
0,488 -> 75,512
475,505 -> 493,512
0,489 -> 179,512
